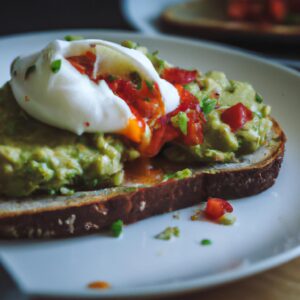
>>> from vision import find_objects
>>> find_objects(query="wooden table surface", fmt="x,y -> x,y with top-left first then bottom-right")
173,257 -> 300,300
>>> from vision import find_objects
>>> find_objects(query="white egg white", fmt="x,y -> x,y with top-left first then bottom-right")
10,39 -> 180,137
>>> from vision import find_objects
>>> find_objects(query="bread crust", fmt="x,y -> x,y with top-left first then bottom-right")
0,121 -> 286,239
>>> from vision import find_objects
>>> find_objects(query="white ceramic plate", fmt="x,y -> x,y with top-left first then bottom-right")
0,30 -> 299,298
122,0 -> 183,34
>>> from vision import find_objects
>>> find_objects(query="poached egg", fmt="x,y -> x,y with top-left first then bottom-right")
9,39 -> 180,141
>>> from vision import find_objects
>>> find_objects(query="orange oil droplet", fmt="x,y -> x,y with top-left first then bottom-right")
87,281 -> 111,290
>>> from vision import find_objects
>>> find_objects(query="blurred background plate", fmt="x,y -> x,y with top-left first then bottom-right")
123,0 -> 300,70
0,29 -> 300,299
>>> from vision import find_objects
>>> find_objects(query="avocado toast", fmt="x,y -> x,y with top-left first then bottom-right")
0,38 -> 286,238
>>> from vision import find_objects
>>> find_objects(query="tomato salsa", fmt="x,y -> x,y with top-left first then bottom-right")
66,52 -> 207,157
66,50 -> 263,159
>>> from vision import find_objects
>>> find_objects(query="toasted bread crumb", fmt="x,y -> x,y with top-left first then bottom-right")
65,214 -> 76,234
139,201 -> 146,211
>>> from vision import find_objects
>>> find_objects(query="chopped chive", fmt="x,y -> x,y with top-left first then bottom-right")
50,59 -> 62,73
255,92 -> 263,103
200,96 -> 217,115
64,35 -> 83,41
145,80 -> 154,92
173,227 -> 180,237
155,226 -> 180,240
129,71 -> 142,89
152,50 -> 159,56
253,111 -> 262,118
107,74 -> 117,82
111,219 -> 123,237
163,168 -> 192,182
200,239 -> 212,246
121,40 -> 138,49
24,65 -> 36,80
171,111 -> 189,135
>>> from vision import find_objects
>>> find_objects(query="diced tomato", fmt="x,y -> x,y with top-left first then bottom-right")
174,84 -> 199,111
66,51 -> 96,78
162,67 -> 198,85
182,111 -> 204,146
66,51 -> 205,152
142,120 -> 179,157
170,85 -> 205,146
221,103 -> 253,132
204,198 -> 233,220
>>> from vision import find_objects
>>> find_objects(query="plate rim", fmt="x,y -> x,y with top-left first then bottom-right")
121,0 -> 161,34
0,28 -> 299,298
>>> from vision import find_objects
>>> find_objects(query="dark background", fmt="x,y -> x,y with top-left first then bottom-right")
0,0 -> 131,36
1,0 -> 299,71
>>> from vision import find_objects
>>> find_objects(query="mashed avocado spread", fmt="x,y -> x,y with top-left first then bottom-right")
163,71 -> 272,163
0,84 -> 138,197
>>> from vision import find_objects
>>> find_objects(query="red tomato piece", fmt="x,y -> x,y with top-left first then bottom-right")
66,51 -> 96,78
163,67 -> 198,85
143,120 -> 179,157
182,111 -> 204,146
204,198 -> 233,220
221,103 -> 253,132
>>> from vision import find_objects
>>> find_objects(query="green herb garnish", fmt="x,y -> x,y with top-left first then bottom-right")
24,65 -> 36,80
200,96 -> 217,115
144,97 -> 150,102
111,219 -> 123,237
171,111 -> 189,135
155,227 -> 180,240
145,80 -> 154,92
59,187 -> 74,196
255,92 -> 263,103
64,35 -> 83,41
130,71 -> 142,90
107,74 -> 117,82
50,59 -> 62,73
200,239 -> 212,246
121,40 -> 138,49
253,111 -> 262,118
163,168 -> 192,181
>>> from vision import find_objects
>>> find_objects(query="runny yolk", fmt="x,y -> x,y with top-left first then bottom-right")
118,118 -> 144,143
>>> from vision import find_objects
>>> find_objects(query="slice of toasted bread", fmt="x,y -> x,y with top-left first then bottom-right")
0,119 -> 285,239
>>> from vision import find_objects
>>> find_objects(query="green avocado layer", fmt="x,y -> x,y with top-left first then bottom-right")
164,71 -> 273,163
0,84 -> 138,197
